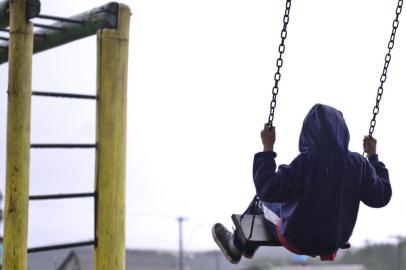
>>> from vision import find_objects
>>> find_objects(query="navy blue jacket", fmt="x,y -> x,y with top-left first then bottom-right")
253,104 -> 391,256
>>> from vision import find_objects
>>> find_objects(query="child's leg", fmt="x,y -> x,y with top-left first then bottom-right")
212,223 -> 243,264
212,222 -> 261,263
235,201 -> 266,259
262,202 -> 281,242
212,200 -> 266,263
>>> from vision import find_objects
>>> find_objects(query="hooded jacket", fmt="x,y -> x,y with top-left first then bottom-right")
253,104 -> 391,257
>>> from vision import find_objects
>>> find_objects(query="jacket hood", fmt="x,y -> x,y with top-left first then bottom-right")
299,104 -> 349,153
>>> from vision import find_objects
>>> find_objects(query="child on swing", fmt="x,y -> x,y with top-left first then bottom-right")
212,103 -> 391,263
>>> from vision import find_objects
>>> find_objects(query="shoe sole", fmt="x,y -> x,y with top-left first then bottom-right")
242,253 -> 254,259
242,248 -> 257,259
211,225 -> 240,264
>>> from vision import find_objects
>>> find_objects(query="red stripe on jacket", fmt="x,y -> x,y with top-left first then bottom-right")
276,223 -> 336,261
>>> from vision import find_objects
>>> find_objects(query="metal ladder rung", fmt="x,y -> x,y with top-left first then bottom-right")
29,192 -> 95,200
28,240 -> 95,253
31,144 -> 97,149
32,91 -> 97,100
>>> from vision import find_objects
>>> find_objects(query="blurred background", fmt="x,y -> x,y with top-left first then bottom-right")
0,0 -> 405,269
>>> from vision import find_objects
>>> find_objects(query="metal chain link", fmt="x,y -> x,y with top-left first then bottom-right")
368,0 -> 403,137
246,0 -> 292,242
268,0 -> 292,127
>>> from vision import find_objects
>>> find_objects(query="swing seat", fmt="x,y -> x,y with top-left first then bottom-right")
231,214 -> 351,250
231,214 -> 281,247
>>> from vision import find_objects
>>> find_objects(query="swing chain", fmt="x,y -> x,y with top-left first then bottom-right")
268,0 -> 292,127
368,0 -> 403,137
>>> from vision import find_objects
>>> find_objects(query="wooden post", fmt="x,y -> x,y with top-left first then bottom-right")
95,4 -> 131,270
3,0 -> 33,269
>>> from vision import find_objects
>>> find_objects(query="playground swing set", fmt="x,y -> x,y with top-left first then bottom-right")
232,0 -> 402,255
0,0 -> 130,269
0,0 -> 403,268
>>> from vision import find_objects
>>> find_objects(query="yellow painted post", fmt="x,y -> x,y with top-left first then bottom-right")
95,4 -> 131,270
3,0 -> 33,269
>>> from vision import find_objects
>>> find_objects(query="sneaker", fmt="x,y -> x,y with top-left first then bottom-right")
212,223 -> 242,264
242,246 -> 258,259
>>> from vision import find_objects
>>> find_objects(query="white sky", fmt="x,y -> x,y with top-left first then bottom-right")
0,0 -> 405,252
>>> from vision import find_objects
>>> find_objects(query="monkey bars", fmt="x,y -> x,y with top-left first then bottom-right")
0,1 -> 119,65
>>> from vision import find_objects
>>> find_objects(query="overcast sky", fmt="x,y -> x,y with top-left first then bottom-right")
0,0 -> 405,252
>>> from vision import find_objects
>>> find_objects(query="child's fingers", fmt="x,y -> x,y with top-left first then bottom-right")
263,123 -> 275,133
363,136 -> 376,143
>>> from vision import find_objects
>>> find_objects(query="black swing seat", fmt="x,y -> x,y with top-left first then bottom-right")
231,214 -> 281,247
231,214 -> 351,250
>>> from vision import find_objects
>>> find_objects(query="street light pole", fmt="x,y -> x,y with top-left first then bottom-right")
215,252 -> 220,270
178,217 -> 187,270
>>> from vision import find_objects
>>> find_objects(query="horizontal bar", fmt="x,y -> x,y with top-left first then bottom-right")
29,192 -> 95,200
0,36 -> 8,41
0,28 -> 9,32
1,2 -> 119,65
31,144 -> 97,149
28,240 -> 95,253
32,91 -> 97,100
0,0 -> 41,29
37,14 -> 84,24
33,23 -> 64,31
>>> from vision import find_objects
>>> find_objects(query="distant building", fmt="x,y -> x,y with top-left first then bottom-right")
29,248 -> 179,270
272,265 -> 367,270
58,252 -> 81,270
27,247 -> 365,270
29,247 -> 257,270
28,248 -> 77,270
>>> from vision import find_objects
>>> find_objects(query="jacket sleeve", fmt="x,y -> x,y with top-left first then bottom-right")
253,151 -> 305,202
360,154 -> 391,208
